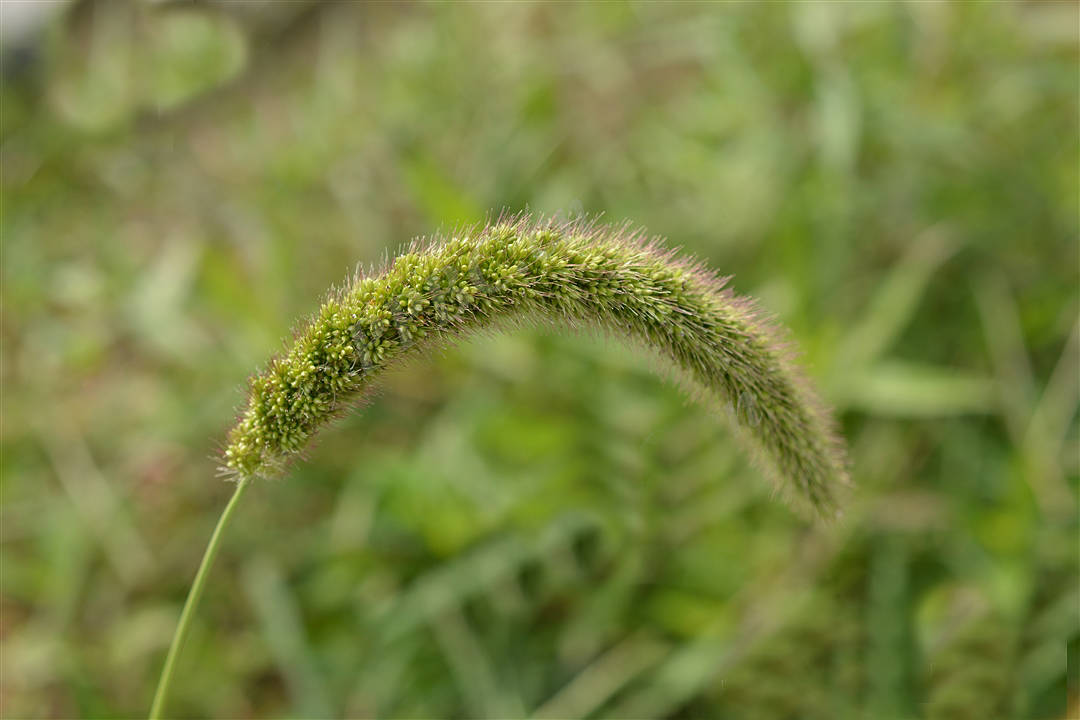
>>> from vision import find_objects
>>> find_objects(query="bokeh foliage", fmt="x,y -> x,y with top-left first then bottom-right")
2,1 -> 1077,718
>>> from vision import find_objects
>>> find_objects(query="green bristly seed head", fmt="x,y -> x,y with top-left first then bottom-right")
223,215 -> 849,515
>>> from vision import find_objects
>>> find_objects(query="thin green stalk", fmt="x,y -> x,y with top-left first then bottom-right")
150,477 -> 251,720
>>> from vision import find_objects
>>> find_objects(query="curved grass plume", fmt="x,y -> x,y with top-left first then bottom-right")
226,214 -> 847,507
151,214 -> 848,718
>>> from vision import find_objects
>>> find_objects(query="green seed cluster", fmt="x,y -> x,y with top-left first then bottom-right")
224,215 -> 848,514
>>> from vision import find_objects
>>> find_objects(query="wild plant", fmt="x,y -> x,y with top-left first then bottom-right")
149,214 -> 849,718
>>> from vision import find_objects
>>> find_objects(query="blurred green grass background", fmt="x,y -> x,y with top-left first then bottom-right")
2,1 -> 1077,718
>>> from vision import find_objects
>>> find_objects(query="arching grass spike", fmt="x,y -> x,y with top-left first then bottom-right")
223,214 -> 849,514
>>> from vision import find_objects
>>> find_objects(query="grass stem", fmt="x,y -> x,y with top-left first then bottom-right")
149,477 -> 251,719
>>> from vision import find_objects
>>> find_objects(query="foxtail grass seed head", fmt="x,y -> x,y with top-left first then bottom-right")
223,215 -> 849,515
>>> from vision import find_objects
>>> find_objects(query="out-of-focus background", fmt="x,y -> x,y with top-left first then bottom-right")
2,1 -> 1077,718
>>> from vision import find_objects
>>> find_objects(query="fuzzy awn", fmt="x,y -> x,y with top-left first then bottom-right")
151,215 -> 849,718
